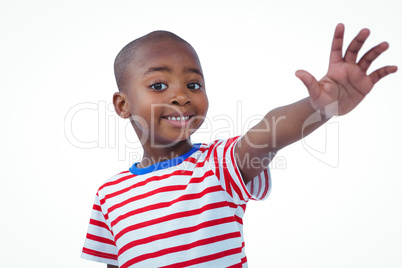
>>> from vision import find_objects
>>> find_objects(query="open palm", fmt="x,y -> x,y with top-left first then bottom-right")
296,23 -> 397,116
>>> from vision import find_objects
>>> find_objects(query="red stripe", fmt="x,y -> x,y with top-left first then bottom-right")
228,174 -> 244,201
189,145 -> 211,169
100,169 -> 193,205
195,159 -> 207,168
222,140 -> 234,198
198,146 -> 208,152
82,247 -> 117,260
86,233 -> 116,246
109,185 -> 186,214
234,215 -> 243,225
194,153 -> 211,168
190,145 -> 207,155
205,140 -> 220,161
185,157 -> 197,164
227,262 -> 243,268
119,216 -> 236,255
89,219 -> 109,230
226,136 -> 237,145
257,172 -> 265,197
229,141 -> 252,200
120,232 -> 241,268
107,170 -> 214,216
193,142 -> 220,169
98,173 -> 136,191
242,256 -> 247,263
93,204 -> 101,212
116,200 -> 232,242
239,204 -> 246,212
226,137 -> 249,200
111,185 -> 223,229
213,142 -> 222,180
250,176 -> 255,196
208,140 -> 222,175
227,252 -> 247,267
160,246 -> 244,268
260,169 -> 270,198
257,174 -> 262,197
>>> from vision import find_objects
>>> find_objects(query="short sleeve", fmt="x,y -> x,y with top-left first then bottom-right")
208,136 -> 271,204
81,193 -> 119,266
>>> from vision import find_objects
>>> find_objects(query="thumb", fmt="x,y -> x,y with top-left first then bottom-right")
295,70 -> 320,100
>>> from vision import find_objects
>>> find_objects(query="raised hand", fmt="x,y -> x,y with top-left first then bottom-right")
295,23 -> 397,116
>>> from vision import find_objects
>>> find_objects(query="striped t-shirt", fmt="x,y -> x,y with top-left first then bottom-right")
81,137 -> 271,267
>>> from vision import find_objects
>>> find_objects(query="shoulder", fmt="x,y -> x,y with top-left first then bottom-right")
196,136 -> 241,156
96,170 -> 136,196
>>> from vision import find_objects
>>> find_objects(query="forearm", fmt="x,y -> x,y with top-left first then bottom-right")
236,97 -> 331,183
265,97 -> 330,150
242,97 -> 330,153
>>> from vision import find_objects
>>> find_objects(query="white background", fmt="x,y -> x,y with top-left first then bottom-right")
1,0 -> 401,267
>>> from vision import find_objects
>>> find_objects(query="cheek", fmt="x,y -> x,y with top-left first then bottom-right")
199,95 -> 209,116
192,95 -> 209,127
192,90 -> 208,107
204,97 -> 209,113
131,94 -> 162,116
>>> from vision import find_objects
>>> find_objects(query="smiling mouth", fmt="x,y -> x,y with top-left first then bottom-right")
161,114 -> 195,128
164,116 -> 192,121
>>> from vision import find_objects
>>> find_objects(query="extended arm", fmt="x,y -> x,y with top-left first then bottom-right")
236,23 -> 397,184
235,97 -> 328,183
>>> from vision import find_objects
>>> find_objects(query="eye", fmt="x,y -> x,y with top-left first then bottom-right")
187,82 -> 201,90
151,83 -> 167,91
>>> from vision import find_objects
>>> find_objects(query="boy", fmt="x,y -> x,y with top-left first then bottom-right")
81,24 -> 397,267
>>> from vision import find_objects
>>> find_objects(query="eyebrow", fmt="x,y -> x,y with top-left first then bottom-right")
143,66 -> 204,79
144,66 -> 171,77
183,67 -> 204,79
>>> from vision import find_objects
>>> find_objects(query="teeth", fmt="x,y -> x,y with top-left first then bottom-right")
167,116 -> 190,121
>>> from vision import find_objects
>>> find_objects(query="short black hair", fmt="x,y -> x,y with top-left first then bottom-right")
114,31 -> 192,92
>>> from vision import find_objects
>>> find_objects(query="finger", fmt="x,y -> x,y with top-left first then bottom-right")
344,28 -> 370,63
369,65 -> 398,84
295,70 -> 320,100
358,42 -> 389,72
329,23 -> 345,65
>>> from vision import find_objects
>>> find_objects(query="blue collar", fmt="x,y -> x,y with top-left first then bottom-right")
129,144 -> 201,175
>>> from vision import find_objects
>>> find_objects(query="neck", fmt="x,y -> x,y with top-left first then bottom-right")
138,139 -> 193,168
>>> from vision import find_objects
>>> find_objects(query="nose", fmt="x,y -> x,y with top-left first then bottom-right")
169,85 -> 191,106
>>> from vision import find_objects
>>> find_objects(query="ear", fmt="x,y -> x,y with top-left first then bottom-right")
113,92 -> 131,118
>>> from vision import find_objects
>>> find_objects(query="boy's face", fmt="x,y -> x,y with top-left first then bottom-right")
118,40 -> 209,148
